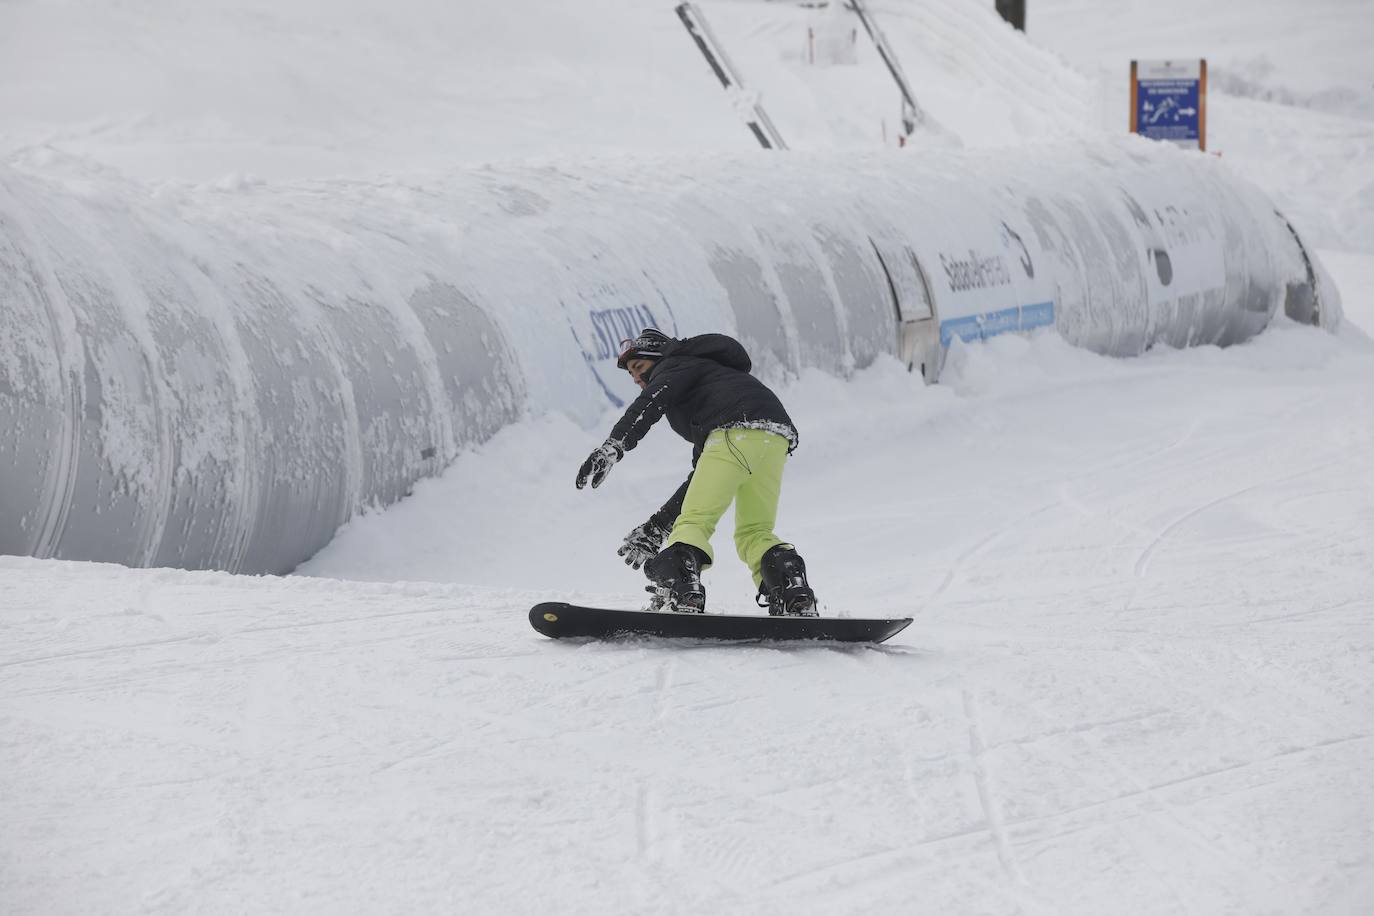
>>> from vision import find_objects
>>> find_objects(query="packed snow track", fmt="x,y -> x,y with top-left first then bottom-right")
5,328 -> 1374,914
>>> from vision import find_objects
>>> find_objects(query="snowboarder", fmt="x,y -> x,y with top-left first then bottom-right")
574,328 -> 818,617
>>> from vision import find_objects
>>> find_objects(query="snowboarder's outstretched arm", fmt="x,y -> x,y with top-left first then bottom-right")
575,366 -> 681,490
607,368 -> 678,452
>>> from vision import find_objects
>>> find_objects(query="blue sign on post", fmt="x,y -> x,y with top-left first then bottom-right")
1131,59 -> 1207,151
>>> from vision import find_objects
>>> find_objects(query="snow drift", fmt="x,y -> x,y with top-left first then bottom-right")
0,138 -> 1339,573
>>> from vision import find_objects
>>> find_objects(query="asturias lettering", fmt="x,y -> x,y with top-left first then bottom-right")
588,304 -> 662,360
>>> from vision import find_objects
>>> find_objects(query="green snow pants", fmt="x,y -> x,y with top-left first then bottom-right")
665,428 -> 791,587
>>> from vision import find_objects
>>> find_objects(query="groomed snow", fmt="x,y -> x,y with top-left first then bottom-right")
3,0 -> 1374,913
7,322 -> 1374,913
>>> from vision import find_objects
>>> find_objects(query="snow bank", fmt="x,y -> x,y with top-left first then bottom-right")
0,138 -> 1337,573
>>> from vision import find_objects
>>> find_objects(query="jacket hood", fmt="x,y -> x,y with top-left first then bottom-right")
662,333 -> 752,373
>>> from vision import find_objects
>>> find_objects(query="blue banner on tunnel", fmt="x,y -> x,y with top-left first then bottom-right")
940,301 -> 1055,347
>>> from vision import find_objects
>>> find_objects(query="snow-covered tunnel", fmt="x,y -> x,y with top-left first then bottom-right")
0,138 -> 1340,574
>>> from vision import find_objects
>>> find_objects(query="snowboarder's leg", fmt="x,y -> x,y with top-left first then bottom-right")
663,430 -> 752,565
729,430 -> 790,580
758,544 -> 818,617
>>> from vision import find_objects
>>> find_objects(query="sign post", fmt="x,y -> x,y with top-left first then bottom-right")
1130,59 -> 1207,151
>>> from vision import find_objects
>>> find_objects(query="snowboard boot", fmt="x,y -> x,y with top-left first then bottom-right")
644,543 -> 708,613
756,544 -> 818,617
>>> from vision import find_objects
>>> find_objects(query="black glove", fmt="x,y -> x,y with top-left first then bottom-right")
618,519 -> 670,569
575,439 -> 624,490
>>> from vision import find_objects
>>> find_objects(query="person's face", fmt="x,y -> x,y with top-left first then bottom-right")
626,358 -> 655,389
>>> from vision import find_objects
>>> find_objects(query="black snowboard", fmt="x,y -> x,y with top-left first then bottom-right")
529,602 -> 912,644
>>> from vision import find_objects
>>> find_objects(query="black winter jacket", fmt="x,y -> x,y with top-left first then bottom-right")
607,334 -> 798,529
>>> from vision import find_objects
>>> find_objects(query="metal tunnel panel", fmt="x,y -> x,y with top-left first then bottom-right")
708,246 -> 794,378
408,281 -> 526,450
812,227 -> 894,372
0,229 -> 69,559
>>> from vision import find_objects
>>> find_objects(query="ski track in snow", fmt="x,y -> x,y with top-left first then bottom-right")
5,323 -> 1374,914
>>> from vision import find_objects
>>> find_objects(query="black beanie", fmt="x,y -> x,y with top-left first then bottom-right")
616,328 -> 672,368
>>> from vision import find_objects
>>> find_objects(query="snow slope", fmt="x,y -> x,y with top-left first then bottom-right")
4,0 -> 1374,913
8,326 -> 1374,914
0,0 -> 1094,178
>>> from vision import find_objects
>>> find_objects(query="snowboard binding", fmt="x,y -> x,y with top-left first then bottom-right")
645,585 -> 706,614
643,543 -> 708,614
756,544 -> 818,617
